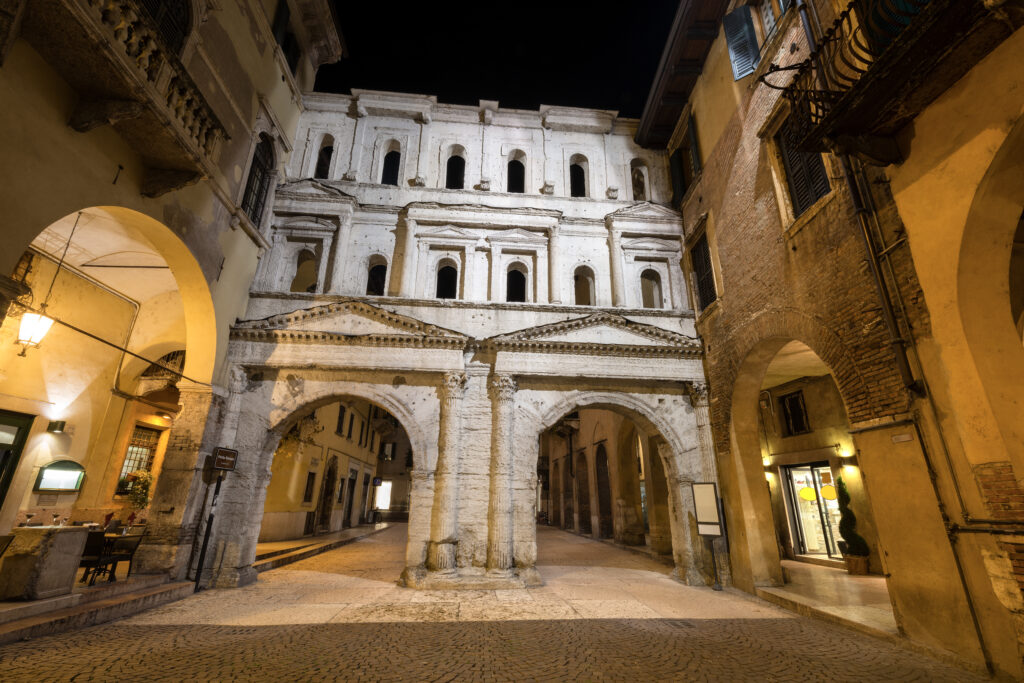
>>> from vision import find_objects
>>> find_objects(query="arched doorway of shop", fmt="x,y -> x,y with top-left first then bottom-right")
0,207 -> 216,554
535,402 -> 708,583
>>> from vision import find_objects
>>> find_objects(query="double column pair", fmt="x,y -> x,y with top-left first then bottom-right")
427,372 -> 517,574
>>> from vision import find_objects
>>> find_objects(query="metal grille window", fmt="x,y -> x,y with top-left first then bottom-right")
241,136 -> 275,226
117,426 -> 161,493
780,391 -> 812,436
776,120 -> 831,217
139,0 -> 191,54
691,233 -> 717,310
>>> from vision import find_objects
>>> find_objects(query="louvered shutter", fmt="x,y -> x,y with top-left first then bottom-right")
777,126 -> 831,216
691,234 -> 717,310
759,1 -> 777,39
670,148 -> 687,208
687,115 -> 702,176
779,0 -> 793,13
723,8 -> 760,80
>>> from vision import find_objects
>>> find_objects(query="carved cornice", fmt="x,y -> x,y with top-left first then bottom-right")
229,328 -> 467,350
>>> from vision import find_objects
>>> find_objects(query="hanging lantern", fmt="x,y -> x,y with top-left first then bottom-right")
17,311 -> 54,349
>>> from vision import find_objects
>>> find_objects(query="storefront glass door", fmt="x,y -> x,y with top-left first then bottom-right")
783,463 -> 842,559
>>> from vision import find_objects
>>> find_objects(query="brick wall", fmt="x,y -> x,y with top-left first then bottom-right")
976,462 -> 1024,521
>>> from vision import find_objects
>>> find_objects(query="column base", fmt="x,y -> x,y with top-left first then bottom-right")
400,566 -> 543,590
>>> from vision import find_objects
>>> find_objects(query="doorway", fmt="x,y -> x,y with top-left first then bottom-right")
0,410 -> 34,509
782,464 -> 842,560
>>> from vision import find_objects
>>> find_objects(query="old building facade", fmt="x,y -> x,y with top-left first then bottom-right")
637,0 -> 1024,676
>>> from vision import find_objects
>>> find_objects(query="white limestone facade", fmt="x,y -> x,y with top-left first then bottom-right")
209,91 -> 718,590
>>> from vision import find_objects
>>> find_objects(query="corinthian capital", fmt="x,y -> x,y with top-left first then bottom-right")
489,374 -> 518,401
684,381 -> 709,405
440,372 -> 468,400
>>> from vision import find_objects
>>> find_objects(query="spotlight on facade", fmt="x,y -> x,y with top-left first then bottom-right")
834,443 -> 854,458
46,420 -> 66,433
156,411 -> 173,420
17,310 -> 54,354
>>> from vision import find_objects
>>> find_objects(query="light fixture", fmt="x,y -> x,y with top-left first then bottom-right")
156,411 -> 172,420
834,443 -> 854,458
17,308 -> 55,354
46,420 -> 66,433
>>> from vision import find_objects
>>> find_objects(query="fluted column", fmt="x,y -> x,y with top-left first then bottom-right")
608,228 -> 626,306
686,382 -> 716,482
426,371 -> 468,573
487,374 -> 517,573
548,225 -> 562,304
399,218 -> 418,297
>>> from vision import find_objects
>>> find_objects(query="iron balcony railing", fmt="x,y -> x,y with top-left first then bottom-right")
762,0 -> 932,152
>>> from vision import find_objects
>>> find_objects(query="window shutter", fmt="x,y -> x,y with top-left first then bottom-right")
778,126 -> 831,217
759,1 -> 777,39
723,8 -> 760,80
779,0 -> 793,12
670,148 -> 687,207
687,115 -> 702,176
691,234 -> 717,310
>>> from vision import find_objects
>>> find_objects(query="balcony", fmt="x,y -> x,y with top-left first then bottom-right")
765,0 -> 1023,164
20,0 -> 227,196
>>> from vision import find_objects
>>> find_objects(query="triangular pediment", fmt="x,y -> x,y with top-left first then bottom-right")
235,299 -> 468,342
417,225 -> 479,240
488,228 -> 547,244
488,313 -> 699,352
622,237 -> 680,252
276,179 -> 355,200
607,203 -> 681,221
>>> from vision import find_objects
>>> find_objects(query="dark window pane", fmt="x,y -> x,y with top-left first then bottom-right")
507,160 -> 525,193
780,391 -> 811,436
446,156 -> 465,189
314,145 -> 333,179
242,136 -> 274,226
437,266 -> 458,299
506,269 -> 526,302
303,472 -> 316,503
569,164 -> 586,197
574,268 -> 594,306
691,234 -> 717,310
670,148 -> 687,208
335,406 -> 346,435
382,151 -> 400,186
366,264 -> 387,295
640,270 -> 662,309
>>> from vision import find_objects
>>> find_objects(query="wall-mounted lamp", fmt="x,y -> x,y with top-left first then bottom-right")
156,412 -> 173,420
834,443 -> 854,458
47,420 -> 67,433
17,309 -> 55,355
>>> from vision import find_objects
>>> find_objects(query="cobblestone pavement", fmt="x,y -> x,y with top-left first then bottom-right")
0,525 -> 984,682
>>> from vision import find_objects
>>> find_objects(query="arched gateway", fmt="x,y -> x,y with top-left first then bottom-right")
200,300 -> 715,589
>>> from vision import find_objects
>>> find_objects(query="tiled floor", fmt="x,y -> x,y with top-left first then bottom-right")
0,524 -> 983,681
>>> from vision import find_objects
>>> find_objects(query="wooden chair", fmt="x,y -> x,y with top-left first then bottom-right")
79,530 -> 113,586
107,534 -> 145,581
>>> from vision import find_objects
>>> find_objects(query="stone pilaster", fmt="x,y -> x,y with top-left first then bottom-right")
686,381 -> 716,482
399,218 -> 418,297
427,371 -> 467,573
608,228 -> 626,307
489,245 -> 503,301
486,374 -> 517,573
548,225 -> 562,304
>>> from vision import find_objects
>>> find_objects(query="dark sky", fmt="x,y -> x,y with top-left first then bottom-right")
316,1 -> 680,119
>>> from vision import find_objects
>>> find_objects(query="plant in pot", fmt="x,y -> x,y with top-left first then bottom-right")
836,475 -> 870,575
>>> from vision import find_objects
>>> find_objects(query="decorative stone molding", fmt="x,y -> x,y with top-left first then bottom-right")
606,186 -> 619,200
489,373 -> 518,401
440,371 -> 468,400
684,381 -> 709,405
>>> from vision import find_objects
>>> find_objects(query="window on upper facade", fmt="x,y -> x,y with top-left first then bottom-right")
272,0 -> 301,75
630,160 -> 648,201
290,249 -> 318,293
314,135 -> 334,179
366,260 -> 387,296
436,263 -> 458,299
381,149 -> 401,186
507,159 -> 525,193
116,425 -> 161,494
506,265 -> 527,303
574,266 -> 595,306
723,6 -> 760,80
779,390 -> 811,436
690,232 -> 717,311
446,155 -> 465,190
335,405 -> 346,435
302,471 -> 317,503
776,119 -> 831,217
139,0 -> 191,54
569,156 -> 588,198
669,115 -> 702,208
347,414 -> 354,439
640,270 -> 663,309
241,135 -> 275,227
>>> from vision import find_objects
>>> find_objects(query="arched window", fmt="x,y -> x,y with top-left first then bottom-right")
507,152 -> 526,193
574,266 -> 595,306
290,249 -> 318,293
630,159 -> 648,200
446,155 -> 465,190
506,263 -> 527,303
366,257 -> 387,296
640,269 -> 663,309
314,135 -> 334,179
140,0 -> 191,54
436,262 -> 458,299
569,154 -> 588,197
381,145 -> 401,186
241,134 -> 275,226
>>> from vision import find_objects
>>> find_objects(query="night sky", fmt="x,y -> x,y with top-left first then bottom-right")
316,1 -> 680,119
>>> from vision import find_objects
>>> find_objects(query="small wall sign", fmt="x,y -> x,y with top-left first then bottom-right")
212,447 -> 238,471
691,482 -> 723,537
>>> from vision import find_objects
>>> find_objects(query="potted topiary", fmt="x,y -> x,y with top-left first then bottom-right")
836,475 -> 870,575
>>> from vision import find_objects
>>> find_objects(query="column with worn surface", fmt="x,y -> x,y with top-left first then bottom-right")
548,225 -> 562,303
487,374 -> 517,573
399,218 -> 418,297
657,440 -> 706,586
608,228 -> 626,306
427,371 -> 467,572
687,382 -> 716,482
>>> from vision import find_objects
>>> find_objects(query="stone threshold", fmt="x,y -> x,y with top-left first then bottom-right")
791,554 -> 846,570
401,566 -> 544,590
0,580 -> 193,646
752,587 -> 986,677
253,523 -> 391,574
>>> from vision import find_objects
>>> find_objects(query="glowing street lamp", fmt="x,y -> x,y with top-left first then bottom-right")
17,307 -> 54,355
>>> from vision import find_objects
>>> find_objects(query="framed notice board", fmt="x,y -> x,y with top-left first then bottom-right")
691,482 -> 723,537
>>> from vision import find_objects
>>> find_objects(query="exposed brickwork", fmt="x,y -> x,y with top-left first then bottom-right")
976,462 -> 1024,521
676,17 -> 930,461
999,542 -> 1024,599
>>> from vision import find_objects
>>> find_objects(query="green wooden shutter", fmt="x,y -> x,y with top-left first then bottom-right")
723,8 -> 760,80
687,115 -> 702,176
691,234 -> 717,310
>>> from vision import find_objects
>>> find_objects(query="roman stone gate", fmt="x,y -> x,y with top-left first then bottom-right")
199,300 -> 716,589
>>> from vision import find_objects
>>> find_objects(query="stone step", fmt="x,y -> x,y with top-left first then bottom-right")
75,573 -> 168,604
0,581 -> 193,647
253,524 -> 390,573
254,542 -> 318,562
